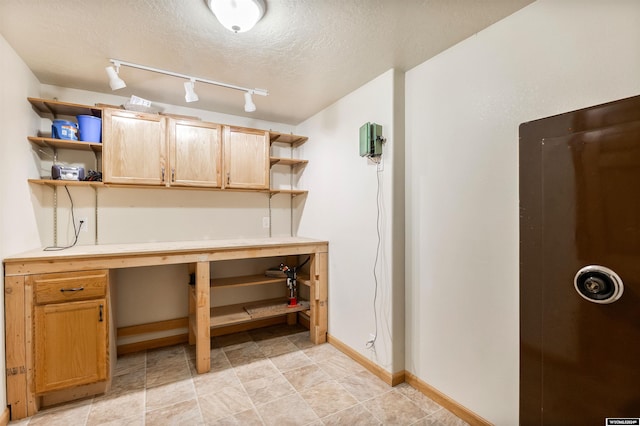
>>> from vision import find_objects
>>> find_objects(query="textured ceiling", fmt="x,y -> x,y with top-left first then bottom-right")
0,0 -> 533,125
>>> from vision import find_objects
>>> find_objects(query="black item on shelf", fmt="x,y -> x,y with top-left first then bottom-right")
83,170 -> 102,181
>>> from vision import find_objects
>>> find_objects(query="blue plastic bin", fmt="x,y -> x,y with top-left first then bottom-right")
51,120 -> 78,140
77,115 -> 102,143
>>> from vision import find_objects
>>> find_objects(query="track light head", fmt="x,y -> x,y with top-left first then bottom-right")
244,91 -> 256,112
184,79 -> 199,103
105,65 -> 126,90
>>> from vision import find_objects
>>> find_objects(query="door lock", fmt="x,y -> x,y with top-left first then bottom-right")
574,265 -> 624,304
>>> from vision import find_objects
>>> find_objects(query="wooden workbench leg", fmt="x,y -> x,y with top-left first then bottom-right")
188,286 -> 196,345
310,252 -> 328,344
187,264 -> 195,345
5,276 -> 27,420
195,261 -> 211,374
24,279 -> 38,416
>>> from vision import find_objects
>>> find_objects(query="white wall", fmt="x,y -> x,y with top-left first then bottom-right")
296,69 -> 405,373
405,0 -> 640,424
0,34 -> 43,415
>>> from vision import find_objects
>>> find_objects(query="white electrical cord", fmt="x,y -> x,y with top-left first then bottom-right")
366,158 -> 383,349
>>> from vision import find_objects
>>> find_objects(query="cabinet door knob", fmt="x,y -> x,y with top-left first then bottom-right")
161,167 -> 165,182
60,287 -> 84,292
99,304 -> 104,322
227,172 -> 230,185
172,168 -> 175,182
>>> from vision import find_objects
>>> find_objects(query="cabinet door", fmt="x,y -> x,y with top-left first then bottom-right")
223,126 -> 269,189
35,299 -> 108,394
168,119 -> 222,187
103,109 -> 167,185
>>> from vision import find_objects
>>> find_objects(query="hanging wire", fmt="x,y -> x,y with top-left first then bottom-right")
366,158 -> 383,349
44,185 -> 83,251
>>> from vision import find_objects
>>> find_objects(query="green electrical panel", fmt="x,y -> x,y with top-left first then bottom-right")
359,122 -> 383,157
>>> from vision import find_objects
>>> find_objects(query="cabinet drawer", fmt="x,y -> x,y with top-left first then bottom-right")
31,270 -> 108,305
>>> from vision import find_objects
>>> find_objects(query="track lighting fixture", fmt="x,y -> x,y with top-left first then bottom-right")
207,0 -> 266,33
105,63 -> 126,90
106,59 -> 268,112
244,91 -> 256,112
184,79 -> 199,103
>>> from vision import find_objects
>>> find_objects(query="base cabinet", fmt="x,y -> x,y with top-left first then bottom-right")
35,299 -> 107,393
29,270 -> 110,395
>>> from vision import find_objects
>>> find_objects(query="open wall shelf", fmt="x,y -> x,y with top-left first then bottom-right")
28,97 -> 102,118
270,157 -> 308,167
28,136 -> 102,152
269,189 -> 308,197
269,132 -> 308,147
28,179 -> 103,188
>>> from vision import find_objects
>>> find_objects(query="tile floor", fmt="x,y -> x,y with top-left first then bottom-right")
10,324 -> 469,426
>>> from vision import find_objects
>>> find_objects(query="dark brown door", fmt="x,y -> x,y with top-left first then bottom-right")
520,95 -> 640,425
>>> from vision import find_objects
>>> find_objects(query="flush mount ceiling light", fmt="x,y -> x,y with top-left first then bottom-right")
106,59 -> 268,112
184,79 -> 199,103
207,0 -> 265,33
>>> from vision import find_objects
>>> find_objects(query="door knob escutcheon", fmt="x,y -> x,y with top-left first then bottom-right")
574,265 -> 624,304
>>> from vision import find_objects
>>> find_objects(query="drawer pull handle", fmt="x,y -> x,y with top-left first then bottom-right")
99,304 -> 104,322
60,287 -> 84,293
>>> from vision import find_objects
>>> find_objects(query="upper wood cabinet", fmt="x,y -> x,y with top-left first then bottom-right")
102,109 -> 167,185
103,110 -> 223,188
223,126 -> 270,190
168,119 -> 222,188
26,99 -> 307,195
